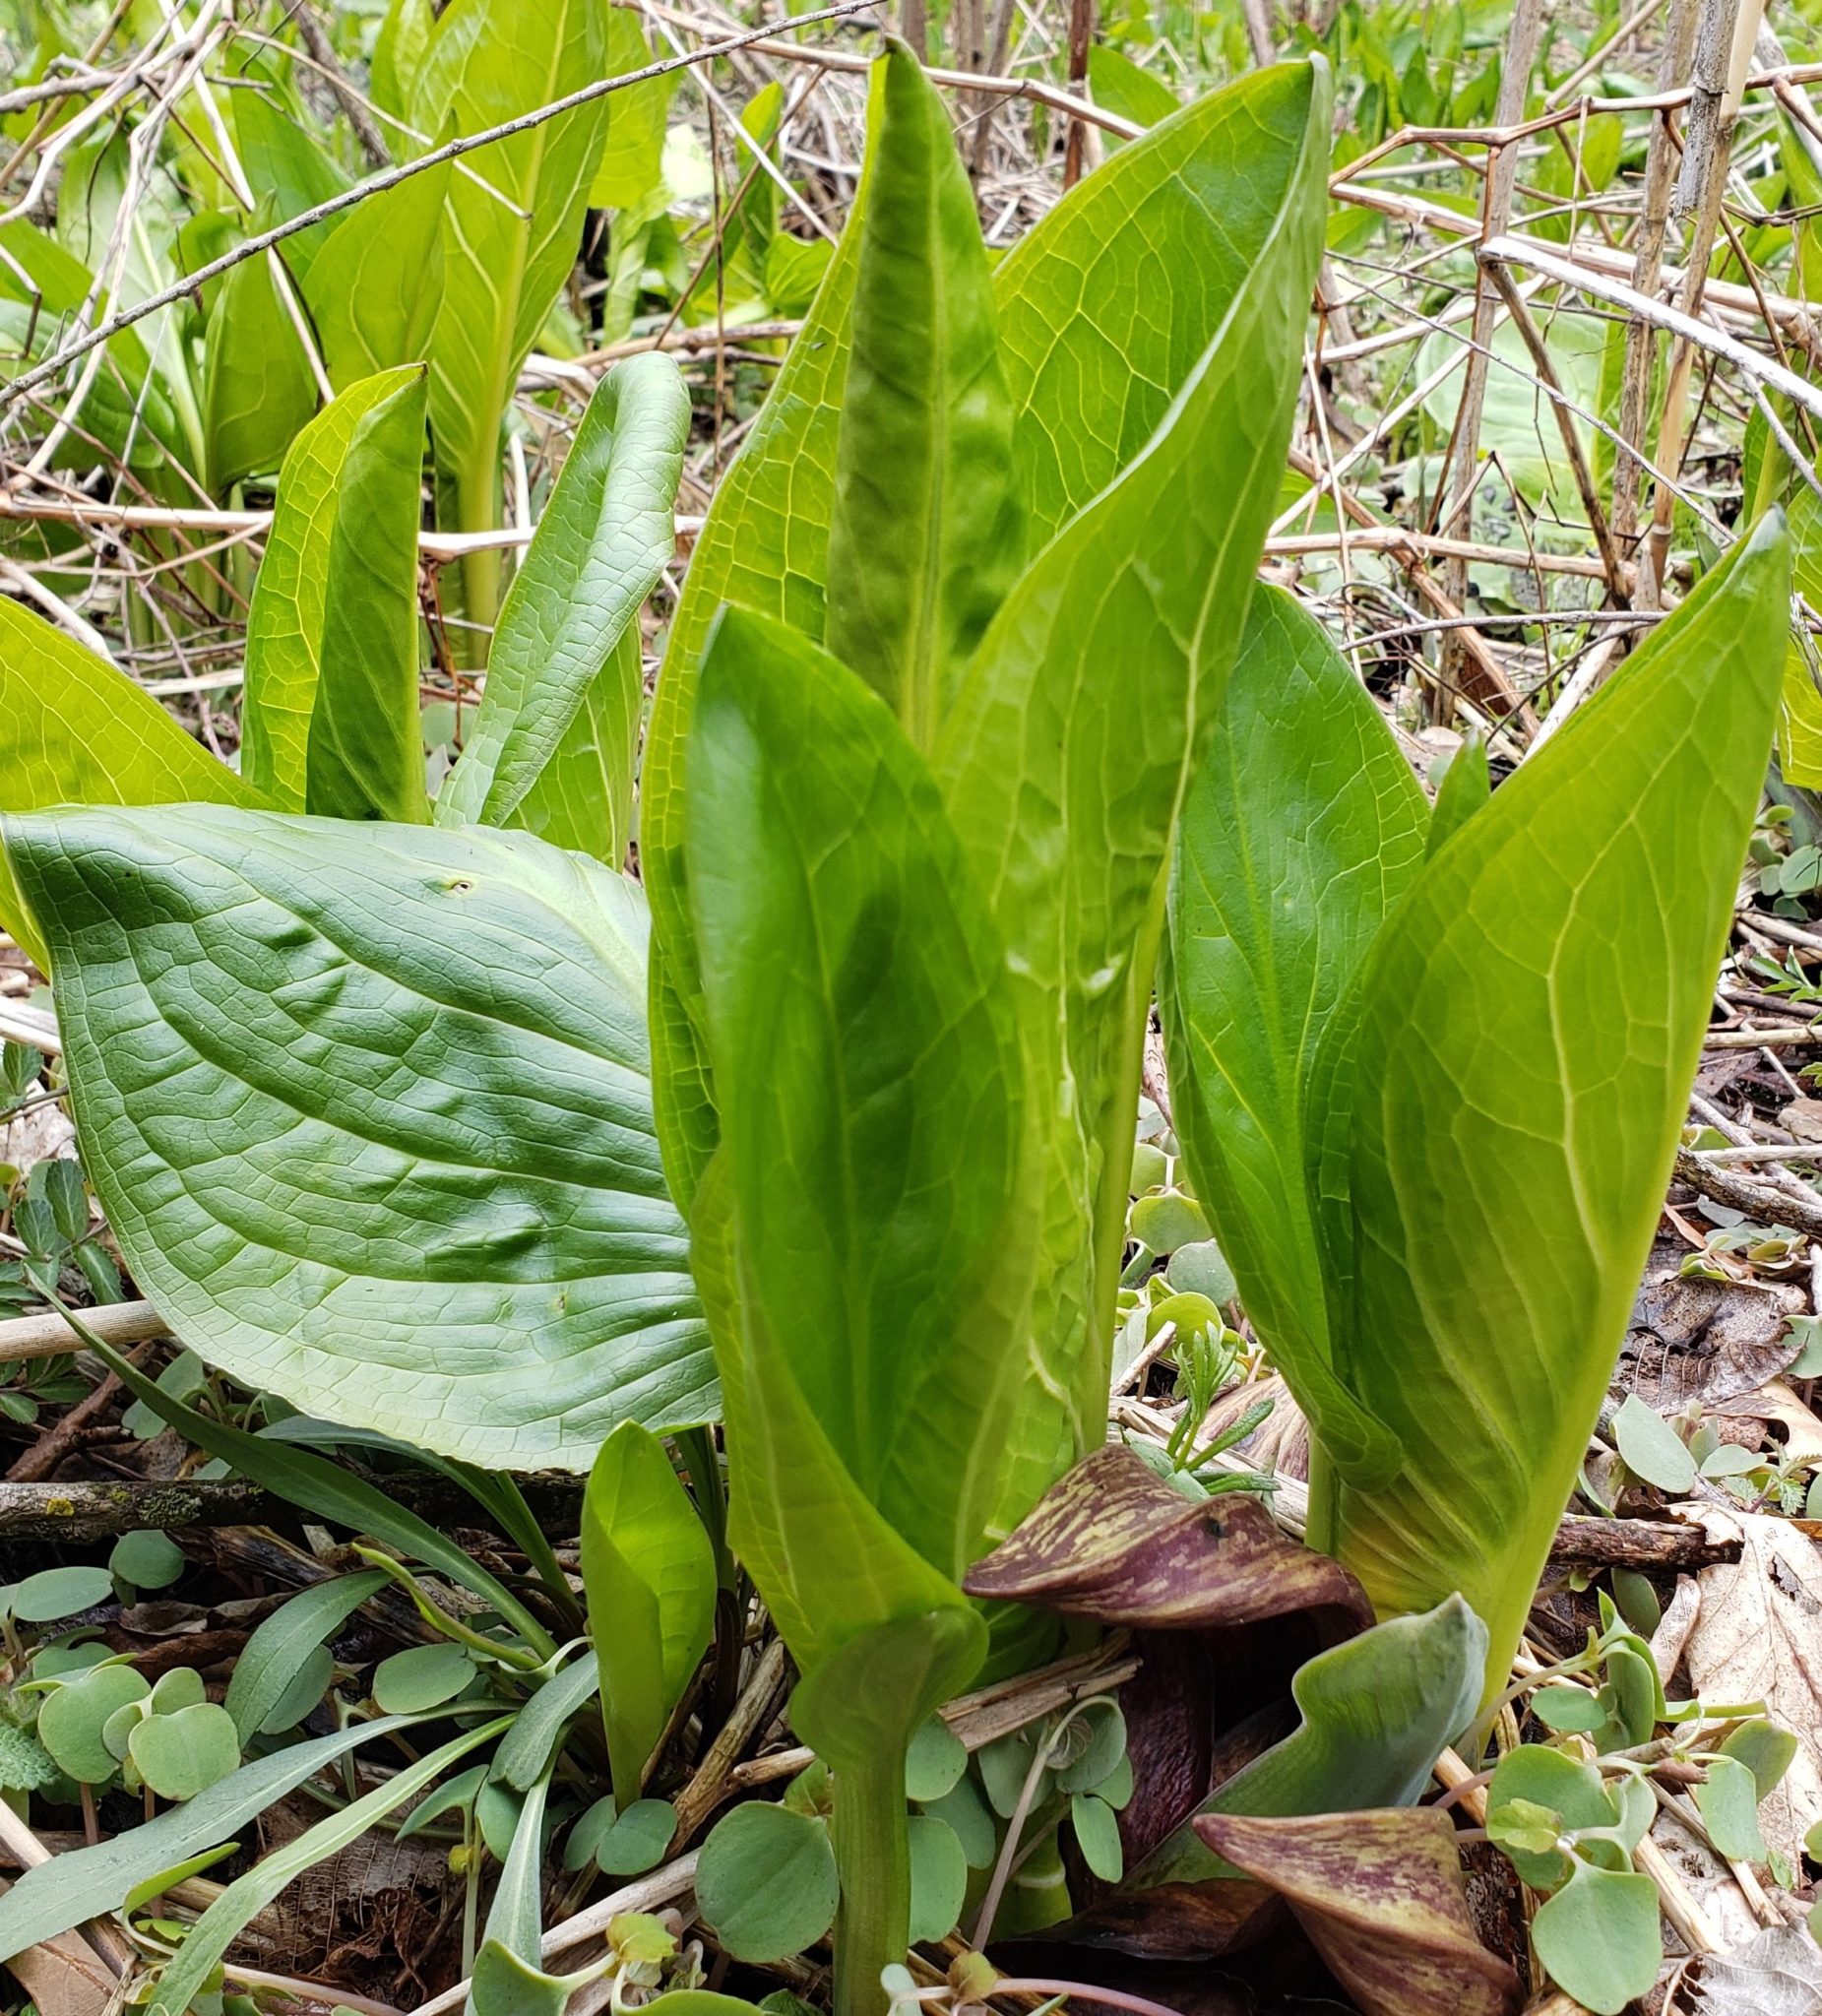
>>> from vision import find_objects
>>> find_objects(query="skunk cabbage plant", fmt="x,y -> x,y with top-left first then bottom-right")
1161,523 -> 1791,1699
651,44 -> 1329,2016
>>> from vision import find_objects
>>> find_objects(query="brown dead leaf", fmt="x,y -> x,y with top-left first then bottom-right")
1680,1506 -> 1822,1863
1618,1239 -> 1804,1412
1781,1099 -> 1822,1145
0,1882 -> 111,2016
1684,1923 -> 1822,2013
1194,1809 -> 1521,2016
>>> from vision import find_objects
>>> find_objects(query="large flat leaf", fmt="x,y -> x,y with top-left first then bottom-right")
644,63 -> 1325,1216
682,606 -> 1030,1722
1336,515 -> 1790,1693
241,365 -> 429,823
436,352 -> 690,857
0,599 -> 257,967
1161,587 -> 1425,1482
823,43 -> 1022,740
417,0 -> 610,630
301,162 -> 451,393
934,59 -> 1331,1521
5,807 -> 713,1469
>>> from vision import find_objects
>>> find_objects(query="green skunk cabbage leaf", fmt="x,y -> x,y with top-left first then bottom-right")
682,607 -> 1030,1733
242,365 -> 429,823
645,60 -> 1330,1217
824,43 -> 1022,742
302,162 -> 451,393
935,58 -> 1330,1519
437,352 -> 689,858
1134,1596 -> 1485,1894
1162,586 -> 1424,1483
417,0 -> 609,614
591,6 -> 675,209
0,598 -> 257,968
582,1418 -> 716,1808
1336,515 -> 1790,1695
1084,44 -> 1180,132
6,807 -> 712,1469
1427,734 -> 1489,857
202,237 -> 317,494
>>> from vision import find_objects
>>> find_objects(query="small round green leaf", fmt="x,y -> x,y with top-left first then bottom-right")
905,1716 -> 968,1802
372,1641 -> 474,1715
1165,1237 -> 1235,1304
1532,1864 -> 1662,2015
1722,1719 -> 1798,1800
1612,1395 -> 1697,1494
101,1699 -> 146,1763
919,1775 -> 998,1868
564,1796 -> 617,1871
1129,1142 -> 1167,1194
149,1668 -> 206,1715
1129,1193 -> 1210,1258
597,1797 -> 676,1875
1070,1792 -> 1124,1882
1696,1754 -> 1768,1863
127,1701 -> 241,1801
109,1531 -> 186,1593
1532,1685 -> 1606,1734
1055,1702 -> 1126,1795
36,1664 -> 149,1783
697,1803 -> 838,1962
908,1814 -> 968,1943
13,1566 -> 112,1624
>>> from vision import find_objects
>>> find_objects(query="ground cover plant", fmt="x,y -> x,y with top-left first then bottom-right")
6,1 -> 1822,2014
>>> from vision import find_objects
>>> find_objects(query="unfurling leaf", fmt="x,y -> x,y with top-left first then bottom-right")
581,1418 -> 716,1810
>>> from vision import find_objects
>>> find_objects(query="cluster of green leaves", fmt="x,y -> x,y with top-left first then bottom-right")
1160,527 -> 1791,1702
0,338 -> 706,1469
1483,1593 -> 1797,2013
645,42 -> 1328,2012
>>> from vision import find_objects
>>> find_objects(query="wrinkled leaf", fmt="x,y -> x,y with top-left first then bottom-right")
7,807 -> 712,1469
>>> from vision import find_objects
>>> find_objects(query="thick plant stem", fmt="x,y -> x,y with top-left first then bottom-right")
1304,1438 -> 1341,1560
832,1748 -> 911,2016
455,461 -> 504,666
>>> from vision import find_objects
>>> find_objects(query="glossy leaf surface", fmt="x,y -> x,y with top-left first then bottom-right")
0,599 -> 258,968
437,352 -> 689,855
1162,586 -> 1425,1481
1336,516 -> 1790,1689
823,43 -> 1021,741
682,607 -> 1030,1726
241,364 -> 429,823
934,58 -> 1330,1517
581,1418 -> 716,1808
7,807 -> 712,1469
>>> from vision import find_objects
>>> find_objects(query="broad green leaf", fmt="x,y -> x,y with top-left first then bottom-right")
645,65 -> 1327,1213
0,1712 -> 455,1959
492,1650 -> 598,1792
127,1701 -> 240,1801
1531,1864 -> 1662,2016
684,608 -> 1031,1677
6,806 -> 713,1472
37,1665 -> 149,1784
1612,1393 -> 1697,1493
223,1571 -> 388,1743
302,163 -> 451,392
242,364 -> 429,822
1426,735 -> 1489,857
417,0 -> 612,631
437,352 -> 689,853
1778,483 -> 1822,786
1162,587 -> 1423,1481
373,1642 -> 475,1714
509,656 -> 642,860
907,1813 -> 969,1941
935,58 -> 1331,1522
201,236 -> 317,494
581,1418 -> 716,1808
1084,44 -> 1180,133
371,0 -> 432,123
1334,514 -> 1790,1696
0,598 -> 257,967
696,1803 -> 839,1964
823,43 -> 1022,743
1132,1596 -> 1485,1894
1696,1754 -> 1768,1863
152,1715 -> 510,2016
12,1564 -> 111,1621
231,63 -> 351,280
591,8 -> 675,209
